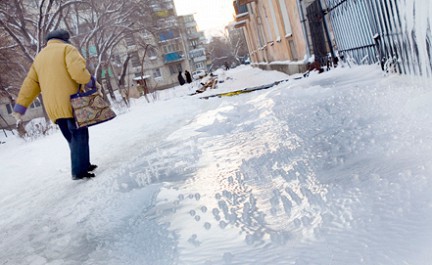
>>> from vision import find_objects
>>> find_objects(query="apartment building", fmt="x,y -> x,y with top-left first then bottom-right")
178,15 -> 208,72
0,89 -> 44,130
113,0 -> 192,91
114,0 -> 212,91
233,0 -> 309,74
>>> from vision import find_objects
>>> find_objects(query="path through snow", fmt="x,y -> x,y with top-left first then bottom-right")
1,65 -> 432,264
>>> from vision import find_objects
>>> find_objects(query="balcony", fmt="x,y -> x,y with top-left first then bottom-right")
185,21 -> 197,28
159,30 -> 180,42
237,0 -> 255,5
164,52 -> 184,63
193,56 -> 207,63
187,32 -> 201,40
234,20 -> 247,28
233,0 -> 249,21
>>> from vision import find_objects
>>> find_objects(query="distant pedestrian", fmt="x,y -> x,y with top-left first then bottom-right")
333,56 -> 339,68
178,71 -> 185,86
184,70 -> 192,83
12,29 -> 98,181
224,61 -> 230,70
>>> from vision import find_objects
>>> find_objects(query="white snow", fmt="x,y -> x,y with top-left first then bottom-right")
1,65 -> 432,265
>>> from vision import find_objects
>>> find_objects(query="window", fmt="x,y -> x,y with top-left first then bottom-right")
153,68 -> 161,78
169,65 -> 176,75
257,22 -> 266,47
195,62 -> 205,69
278,0 -> 292,36
169,64 -> 182,75
190,48 -> 205,59
164,42 -> 181,54
33,99 -> 41,107
263,6 -> 273,42
6,103 -> 12,114
29,99 -> 42,109
159,30 -> 179,41
269,0 -> 281,38
148,49 -> 157,59
172,44 -> 178,52
130,51 -> 140,67
125,36 -> 135,47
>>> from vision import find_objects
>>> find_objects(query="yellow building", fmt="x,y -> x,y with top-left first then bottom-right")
233,0 -> 309,74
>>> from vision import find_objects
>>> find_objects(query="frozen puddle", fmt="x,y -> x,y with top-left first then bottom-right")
151,70 -> 432,264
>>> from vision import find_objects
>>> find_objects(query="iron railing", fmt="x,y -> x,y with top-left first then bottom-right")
322,0 -> 431,76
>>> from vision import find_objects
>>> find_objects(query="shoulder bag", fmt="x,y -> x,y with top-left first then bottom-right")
70,85 -> 116,128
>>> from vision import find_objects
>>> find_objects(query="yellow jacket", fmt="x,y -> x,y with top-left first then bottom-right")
15,40 -> 91,123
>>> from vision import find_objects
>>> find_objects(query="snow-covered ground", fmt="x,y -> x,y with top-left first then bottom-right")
1,64 -> 432,265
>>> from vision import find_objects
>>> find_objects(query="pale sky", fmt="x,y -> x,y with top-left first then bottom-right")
173,0 -> 234,37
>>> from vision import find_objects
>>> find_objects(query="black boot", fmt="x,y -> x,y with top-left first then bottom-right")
88,164 -> 98,172
72,172 -> 96,180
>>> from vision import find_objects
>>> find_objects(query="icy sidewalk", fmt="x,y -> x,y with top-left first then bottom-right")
1,65 -> 432,264
156,67 -> 432,264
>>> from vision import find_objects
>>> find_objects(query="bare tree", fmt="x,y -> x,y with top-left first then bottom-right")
0,0 -> 92,63
206,29 -> 249,71
71,0 -> 156,100
0,0 -> 92,122
0,0 -> 158,107
224,28 -> 249,64
206,36 -> 234,70
0,31 -> 27,90
117,54 -> 131,106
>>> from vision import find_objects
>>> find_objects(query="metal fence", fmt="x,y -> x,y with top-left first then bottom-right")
318,0 -> 431,76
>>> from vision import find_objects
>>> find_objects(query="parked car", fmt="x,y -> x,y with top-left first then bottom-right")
192,70 -> 206,80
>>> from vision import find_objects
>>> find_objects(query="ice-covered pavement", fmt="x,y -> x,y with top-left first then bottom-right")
1,65 -> 432,264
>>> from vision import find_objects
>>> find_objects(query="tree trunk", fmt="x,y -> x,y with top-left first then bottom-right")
104,74 -> 116,100
96,68 -> 109,102
118,55 -> 131,106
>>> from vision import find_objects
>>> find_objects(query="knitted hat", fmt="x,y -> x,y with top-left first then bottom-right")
46,29 -> 70,43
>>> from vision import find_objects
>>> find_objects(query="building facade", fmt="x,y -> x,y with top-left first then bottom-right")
114,0 -> 192,91
178,15 -> 208,72
0,89 -> 44,130
234,0 -> 431,77
233,0 -> 309,74
112,0 -> 212,92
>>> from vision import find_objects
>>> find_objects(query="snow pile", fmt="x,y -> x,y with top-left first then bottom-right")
1,65 -> 432,264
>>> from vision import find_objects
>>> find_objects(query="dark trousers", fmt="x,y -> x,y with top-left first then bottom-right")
57,118 -> 90,177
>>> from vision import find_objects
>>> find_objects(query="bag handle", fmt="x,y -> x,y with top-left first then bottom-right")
77,83 -> 94,93
77,76 -> 96,93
